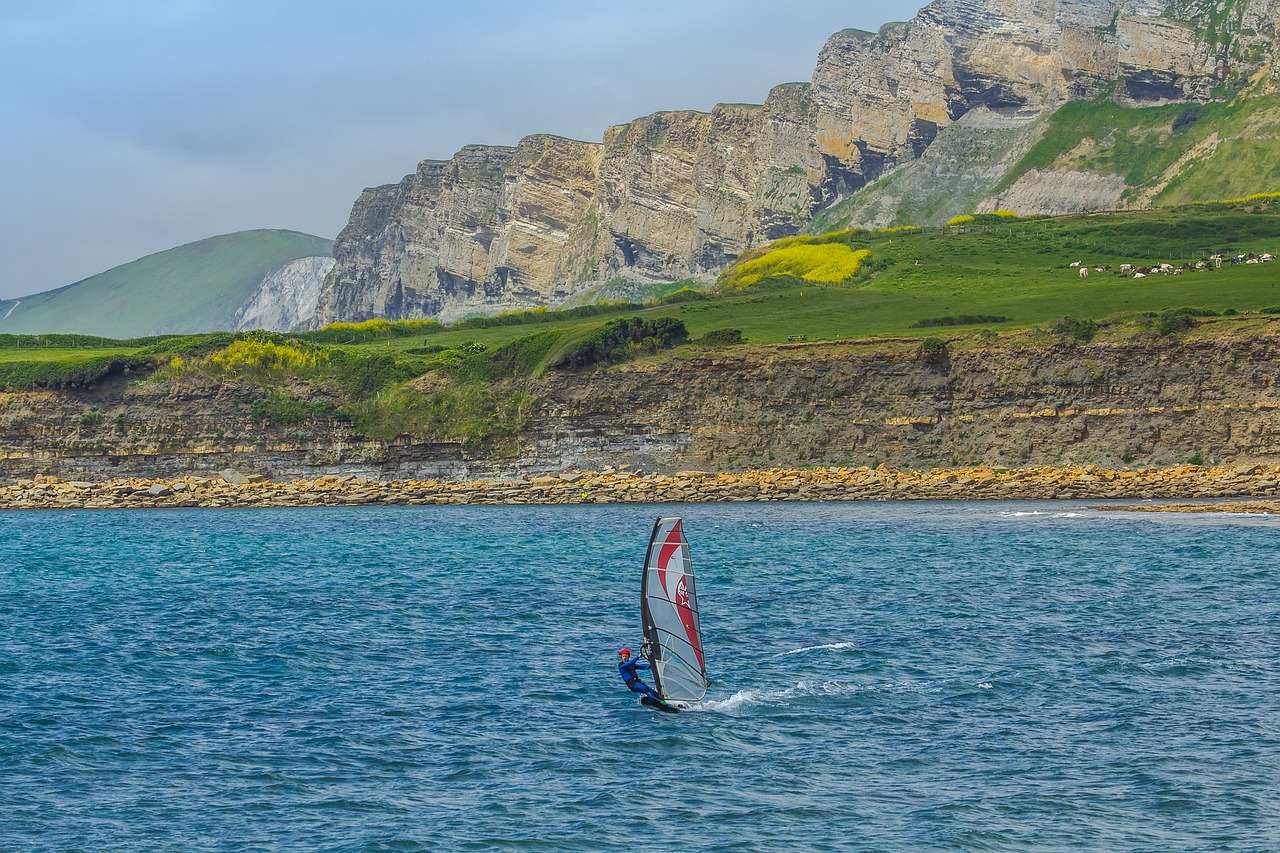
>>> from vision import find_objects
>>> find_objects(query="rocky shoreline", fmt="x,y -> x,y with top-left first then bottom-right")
3,463 -> 1280,511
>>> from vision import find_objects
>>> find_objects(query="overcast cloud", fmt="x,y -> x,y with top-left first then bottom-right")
0,1 -> 924,298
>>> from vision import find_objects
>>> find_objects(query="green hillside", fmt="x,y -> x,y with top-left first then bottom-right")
812,91 -> 1280,232
3,203 -> 1278,447
995,91 -> 1280,206
0,230 -> 333,338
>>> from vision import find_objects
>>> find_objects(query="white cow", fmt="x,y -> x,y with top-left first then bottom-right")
1079,267 -> 1089,278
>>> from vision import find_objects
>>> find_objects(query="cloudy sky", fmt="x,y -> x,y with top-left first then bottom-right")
1,1 -> 924,299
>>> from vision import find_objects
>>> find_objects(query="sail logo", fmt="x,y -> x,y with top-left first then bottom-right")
675,576 -> 690,609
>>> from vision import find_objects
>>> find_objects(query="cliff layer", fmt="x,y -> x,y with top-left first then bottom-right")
3,325 -> 1278,482
315,0 -> 1277,324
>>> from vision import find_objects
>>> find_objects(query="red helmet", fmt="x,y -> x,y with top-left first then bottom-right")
619,648 -> 630,657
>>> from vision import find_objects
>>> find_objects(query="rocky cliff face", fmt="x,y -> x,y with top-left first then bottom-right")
316,0 -> 1277,324
232,256 -> 335,331
4,326 -> 1279,482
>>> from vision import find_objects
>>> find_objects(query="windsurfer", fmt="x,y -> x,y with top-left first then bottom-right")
617,647 -> 663,703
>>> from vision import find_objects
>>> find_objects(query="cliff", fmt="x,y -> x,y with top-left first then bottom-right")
4,324 -> 1279,482
315,0 -> 1277,325
232,256 -> 335,332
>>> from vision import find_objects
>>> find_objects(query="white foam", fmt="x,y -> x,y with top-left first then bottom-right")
696,678 -> 947,713
999,510 -> 1091,519
771,641 -> 860,659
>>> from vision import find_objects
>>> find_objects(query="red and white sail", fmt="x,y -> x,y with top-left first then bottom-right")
641,517 -> 710,702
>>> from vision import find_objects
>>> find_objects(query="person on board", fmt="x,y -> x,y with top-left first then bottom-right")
617,647 -> 663,703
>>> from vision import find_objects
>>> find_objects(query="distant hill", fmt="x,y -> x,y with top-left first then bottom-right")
0,230 -> 333,338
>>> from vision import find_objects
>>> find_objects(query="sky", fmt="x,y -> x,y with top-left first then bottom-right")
0,1 -> 925,299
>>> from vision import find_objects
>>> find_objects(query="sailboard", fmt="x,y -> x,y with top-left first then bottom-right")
640,517 -> 710,705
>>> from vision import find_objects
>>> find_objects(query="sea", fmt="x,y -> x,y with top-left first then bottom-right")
1,502 -> 1277,851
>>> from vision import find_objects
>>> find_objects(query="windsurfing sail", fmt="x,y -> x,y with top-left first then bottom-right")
641,517 -> 710,703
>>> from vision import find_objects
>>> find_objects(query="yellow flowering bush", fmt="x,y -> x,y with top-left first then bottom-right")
720,244 -> 871,289
210,340 -> 324,374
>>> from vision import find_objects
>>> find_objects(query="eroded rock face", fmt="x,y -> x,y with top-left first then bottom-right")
232,256 -> 335,332
4,327 -> 1280,482
315,0 -> 1271,324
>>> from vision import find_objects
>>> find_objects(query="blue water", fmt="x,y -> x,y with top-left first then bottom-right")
1,503 -> 1278,851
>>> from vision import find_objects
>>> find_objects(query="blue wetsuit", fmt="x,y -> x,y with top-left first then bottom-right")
618,655 -> 662,702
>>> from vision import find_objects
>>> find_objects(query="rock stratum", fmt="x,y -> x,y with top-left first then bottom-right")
315,0 -> 1280,324
4,324 -> 1279,485
4,465 -> 1280,510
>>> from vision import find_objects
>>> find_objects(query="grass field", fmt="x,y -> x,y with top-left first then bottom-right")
347,203 -> 1280,349
995,92 -> 1280,206
5,203 -> 1279,442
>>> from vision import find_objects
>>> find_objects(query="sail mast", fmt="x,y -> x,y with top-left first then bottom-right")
640,516 -> 709,702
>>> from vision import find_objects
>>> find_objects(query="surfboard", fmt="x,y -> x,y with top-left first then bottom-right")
640,517 -> 710,706
640,695 -> 681,713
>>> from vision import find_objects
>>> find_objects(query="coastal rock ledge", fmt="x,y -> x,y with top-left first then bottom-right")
4,464 -> 1280,511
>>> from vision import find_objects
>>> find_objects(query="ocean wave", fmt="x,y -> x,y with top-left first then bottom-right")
695,677 -> 981,713
770,641 -> 860,658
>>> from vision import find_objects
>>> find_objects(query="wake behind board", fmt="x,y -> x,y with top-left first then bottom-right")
640,517 -> 711,708
640,695 -> 681,713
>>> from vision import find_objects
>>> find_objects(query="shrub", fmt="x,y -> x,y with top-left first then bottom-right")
486,330 -> 566,378
210,339 -> 324,374
1048,316 -> 1099,342
919,337 -> 947,354
552,317 -> 689,370
698,328 -> 744,346
300,319 -> 440,344
328,350 -> 429,397
912,314 -> 1011,328
1150,308 -> 1200,336
0,354 -> 157,391
1172,106 -> 1202,132
137,332 -> 238,358
720,244 -> 870,289
656,287 -> 710,304
946,215 -> 976,226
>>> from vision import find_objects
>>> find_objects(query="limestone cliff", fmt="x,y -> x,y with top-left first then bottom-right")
316,0 -> 1277,324
3,326 -> 1279,482
232,256 -> 335,332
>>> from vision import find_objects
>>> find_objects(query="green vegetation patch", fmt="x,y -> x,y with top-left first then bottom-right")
911,314 -> 1012,328
0,353 -> 155,390
996,93 -> 1280,204
719,242 -> 870,290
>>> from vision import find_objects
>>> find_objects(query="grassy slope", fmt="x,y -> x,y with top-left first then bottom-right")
812,109 -> 1048,230
0,230 -> 333,339
8,204 -> 1278,446
385,204 -> 1280,348
995,93 -> 1280,205
8,203 -> 1280,368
